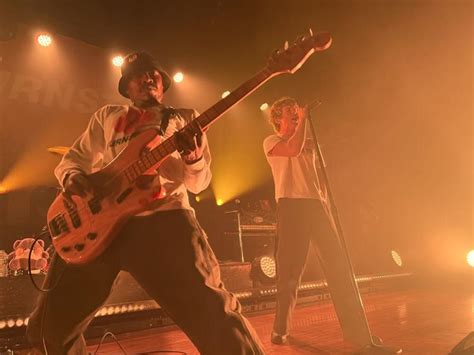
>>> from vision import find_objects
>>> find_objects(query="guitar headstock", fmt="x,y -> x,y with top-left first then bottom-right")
267,30 -> 332,75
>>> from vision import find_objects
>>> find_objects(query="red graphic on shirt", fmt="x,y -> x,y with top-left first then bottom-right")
115,107 -> 155,134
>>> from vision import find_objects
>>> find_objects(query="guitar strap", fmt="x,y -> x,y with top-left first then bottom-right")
159,106 -> 176,136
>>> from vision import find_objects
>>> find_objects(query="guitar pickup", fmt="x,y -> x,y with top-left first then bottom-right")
88,198 -> 102,214
70,213 -> 81,228
116,188 -> 133,204
49,214 -> 70,237
63,199 -> 82,228
48,219 -> 61,237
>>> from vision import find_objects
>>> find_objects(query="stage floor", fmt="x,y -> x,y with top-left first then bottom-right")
84,286 -> 473,354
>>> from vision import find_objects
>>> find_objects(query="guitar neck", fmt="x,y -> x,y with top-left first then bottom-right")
196,67 -> 275,129
121,66 -> 277,181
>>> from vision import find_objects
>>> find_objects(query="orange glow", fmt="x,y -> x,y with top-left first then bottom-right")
1,141 -> 60,192
209,108 -> 270,205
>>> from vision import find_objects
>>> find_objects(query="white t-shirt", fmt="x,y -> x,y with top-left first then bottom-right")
55,104 -> 212,214
263,133 -> 323,201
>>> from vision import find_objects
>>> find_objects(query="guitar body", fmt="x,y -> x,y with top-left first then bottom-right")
47,129 -> 165,265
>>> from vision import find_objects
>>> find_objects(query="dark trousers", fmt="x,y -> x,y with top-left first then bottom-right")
273,198 -> 372,346
27,209 -> 264,355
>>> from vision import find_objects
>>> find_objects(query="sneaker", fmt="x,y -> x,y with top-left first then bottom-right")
360,344 -> 402,354
271,331 -> 289,345
358,336 -> 402,354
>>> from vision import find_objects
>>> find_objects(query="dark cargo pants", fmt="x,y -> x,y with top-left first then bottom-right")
27,209 -> 264,354
273,198 -> 372,346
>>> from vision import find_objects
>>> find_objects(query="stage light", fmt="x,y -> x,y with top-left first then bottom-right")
173,72 -> 184,83
260,103 -> 269,111
222,91 -> 230,98
97,308 -> 105,316
0,320 -> 5,329
112,55 -> 124,67
391,250 -> 403,267
467,250 -> 474,267
251,255 -> 276,284
0,185 -> 6,194
195,195 -> 201,202
216,198 -> 223,206
37,34 -> 52,47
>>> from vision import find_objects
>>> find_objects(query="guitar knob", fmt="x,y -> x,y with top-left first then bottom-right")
74,243 -> 85,251
87,233 -> 98,240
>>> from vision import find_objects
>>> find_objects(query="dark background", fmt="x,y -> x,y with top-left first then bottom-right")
0,0 -> 471,279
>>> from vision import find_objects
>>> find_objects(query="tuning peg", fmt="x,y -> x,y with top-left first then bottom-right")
284,41 -> 289,50
296,35 -> 305,43
270,48 -> 279,59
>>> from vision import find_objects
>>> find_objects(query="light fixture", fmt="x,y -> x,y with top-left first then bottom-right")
37,34 -> 52,47
251,255 -> 276,284
173,72 -> 184,83
112,55 -> 124,67
260,103 -> 269,111
216,199 -> 223,206
391,250 -> 403,267
467,250 -> 474,267
221,91 -> 230,98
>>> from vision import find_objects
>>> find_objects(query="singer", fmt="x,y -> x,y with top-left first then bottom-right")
263,97 -> 401,354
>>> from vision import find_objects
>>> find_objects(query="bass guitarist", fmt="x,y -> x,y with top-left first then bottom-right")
26,51 -> 264,355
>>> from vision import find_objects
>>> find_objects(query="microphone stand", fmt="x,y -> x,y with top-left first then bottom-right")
306,102 -> 375,345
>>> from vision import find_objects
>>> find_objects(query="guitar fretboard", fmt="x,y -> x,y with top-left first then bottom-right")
123,67 -> 275,183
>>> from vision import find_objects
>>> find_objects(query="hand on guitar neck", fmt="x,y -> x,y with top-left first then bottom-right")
175,121 -> 205,164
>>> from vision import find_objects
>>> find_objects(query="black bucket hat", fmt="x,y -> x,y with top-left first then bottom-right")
118,51 -> 172,98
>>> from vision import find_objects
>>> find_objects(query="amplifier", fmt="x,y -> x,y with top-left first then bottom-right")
219,261 -> 252,291
224,210 -> 276,262
240,224 -> 276,236
225,231 -> 276,263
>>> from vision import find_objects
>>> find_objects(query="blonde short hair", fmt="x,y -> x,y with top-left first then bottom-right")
268,97 -> 298,132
